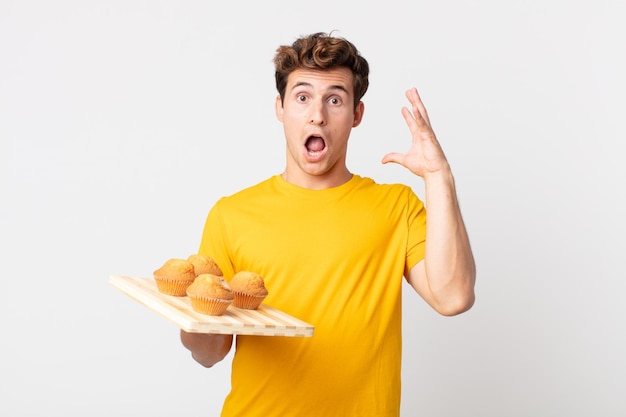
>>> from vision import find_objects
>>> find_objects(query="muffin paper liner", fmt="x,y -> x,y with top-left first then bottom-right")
154,276 -> 195,296
232,292 -> 266,310
188,295 -> 233,316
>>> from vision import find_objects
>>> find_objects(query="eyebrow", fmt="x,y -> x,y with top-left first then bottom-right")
290,81 -> 350,95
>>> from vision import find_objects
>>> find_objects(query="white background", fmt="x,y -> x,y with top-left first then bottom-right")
1,1 -> 625,416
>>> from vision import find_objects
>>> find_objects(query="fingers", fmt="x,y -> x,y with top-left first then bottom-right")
401,106 -> 419,135
405,87 -> 431,127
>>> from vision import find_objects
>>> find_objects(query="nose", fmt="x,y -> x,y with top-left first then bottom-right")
308,101 -> 326,126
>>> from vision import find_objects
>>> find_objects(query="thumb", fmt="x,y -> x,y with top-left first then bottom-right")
381,152 -> 404,165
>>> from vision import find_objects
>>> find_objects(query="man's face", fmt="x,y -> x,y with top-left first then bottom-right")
275,67 -> 364,188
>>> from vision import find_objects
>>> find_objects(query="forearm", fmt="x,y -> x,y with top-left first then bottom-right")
180,331 -> 233,368
421,166 -> 476,314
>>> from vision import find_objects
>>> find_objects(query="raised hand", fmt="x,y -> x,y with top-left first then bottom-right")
381,88 -> 449,178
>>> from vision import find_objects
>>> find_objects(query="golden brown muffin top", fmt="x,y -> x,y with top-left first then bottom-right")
229,271 -> 268,296
187,254 -> 223,276
153,258 -> 196,281
186,274 -> 234,300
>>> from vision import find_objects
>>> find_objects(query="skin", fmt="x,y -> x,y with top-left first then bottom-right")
180,331 -> 232,368
181,68 -> 476,366
276,67 -> 364,189
383,87 -> 476,315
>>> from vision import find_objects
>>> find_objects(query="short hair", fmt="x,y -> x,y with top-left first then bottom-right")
273,32 -> 369,110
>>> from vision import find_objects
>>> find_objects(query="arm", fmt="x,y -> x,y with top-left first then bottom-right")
180,331 -> 233,368
382,88 -> 476,316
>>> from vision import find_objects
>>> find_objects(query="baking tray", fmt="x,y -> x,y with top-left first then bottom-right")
109,275 -> 314,337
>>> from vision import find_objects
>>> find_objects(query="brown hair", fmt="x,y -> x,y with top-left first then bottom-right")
273,32 -> 369,110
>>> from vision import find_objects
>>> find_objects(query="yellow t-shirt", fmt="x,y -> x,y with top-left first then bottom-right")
199,175 -> 426,417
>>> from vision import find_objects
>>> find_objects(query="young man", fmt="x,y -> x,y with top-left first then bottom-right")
181,32 -> 476,417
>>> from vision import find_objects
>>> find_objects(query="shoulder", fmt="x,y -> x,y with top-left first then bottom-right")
352,175 -> 418,198
351,176 -> 425,217
214,176 -> 277,206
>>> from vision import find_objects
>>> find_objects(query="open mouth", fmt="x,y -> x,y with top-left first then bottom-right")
305,135 -> 326,156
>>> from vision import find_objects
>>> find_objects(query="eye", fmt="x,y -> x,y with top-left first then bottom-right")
329,97 -> 342,105
297,94 -> 308,102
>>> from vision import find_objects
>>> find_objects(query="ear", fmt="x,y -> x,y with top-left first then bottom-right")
275,95 -> 284,122
352,101 -> 365,127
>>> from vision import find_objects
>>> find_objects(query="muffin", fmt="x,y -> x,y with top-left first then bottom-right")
229,271 -> 268,310
153,258 -> 197,296
187,254 -> 223,276
186,274 -> 234,316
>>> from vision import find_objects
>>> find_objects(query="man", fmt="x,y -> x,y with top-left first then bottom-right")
181,32 -> 475,417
